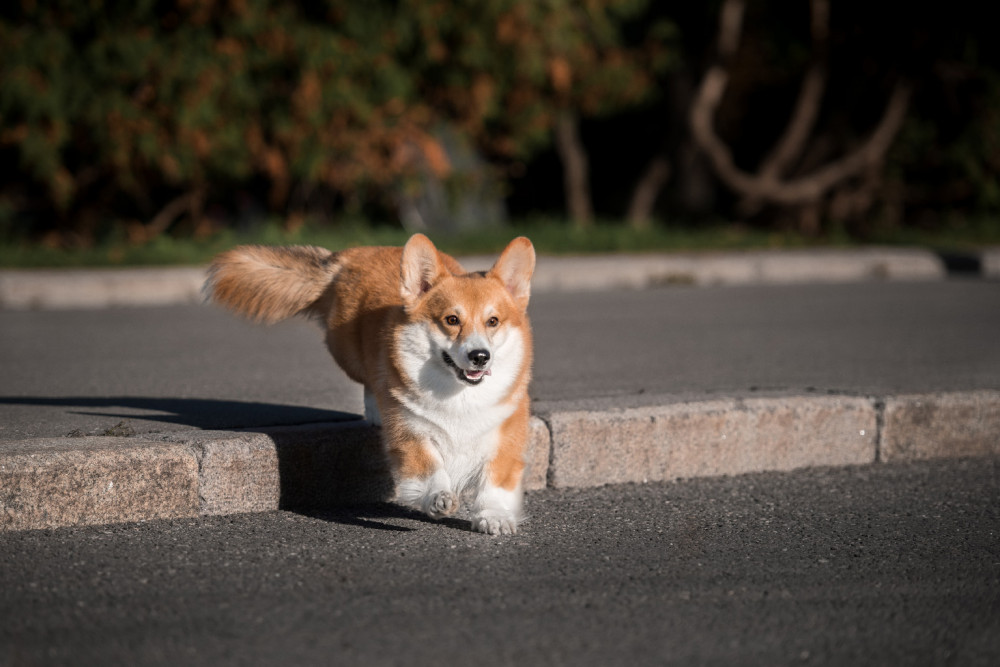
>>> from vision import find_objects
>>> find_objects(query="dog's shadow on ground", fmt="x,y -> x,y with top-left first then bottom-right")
0,395 -> 359,432
295,503 -> 470,533
267,427 -> 473,535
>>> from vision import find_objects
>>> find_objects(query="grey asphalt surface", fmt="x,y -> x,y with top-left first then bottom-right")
2,457 -> 998,666
2,280 -> 999,440
2,275 -> 999,665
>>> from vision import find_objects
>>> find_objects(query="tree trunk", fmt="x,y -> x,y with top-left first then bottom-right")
626,156 -> 671,229
554,110 -> 593,228
668,69 -> 716,216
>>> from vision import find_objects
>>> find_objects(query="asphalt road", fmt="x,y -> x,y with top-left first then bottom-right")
1,457 -> 997,666
2,280 -> 999,440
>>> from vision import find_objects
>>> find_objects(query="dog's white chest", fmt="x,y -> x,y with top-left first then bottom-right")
398,379 -> 516,483
390,321 -> 526,486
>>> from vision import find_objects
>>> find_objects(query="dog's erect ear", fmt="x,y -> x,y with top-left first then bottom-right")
401,233 -> 448,308
489,237 -> 535,311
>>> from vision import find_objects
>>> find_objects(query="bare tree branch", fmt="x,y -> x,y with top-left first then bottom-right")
690,0 -> 911,210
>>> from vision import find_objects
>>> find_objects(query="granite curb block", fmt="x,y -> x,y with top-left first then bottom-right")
0,267 -> 207,310
881,391 -> 1000,462
0,438 -> 199,532
982,247 -> 1000,278
0,247 -> 954,310
2,391 -> 998,531
540,395 -> 879,489
525,247 -> 946,292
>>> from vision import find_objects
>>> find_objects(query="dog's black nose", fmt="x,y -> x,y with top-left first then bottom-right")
468,349 -> 491,367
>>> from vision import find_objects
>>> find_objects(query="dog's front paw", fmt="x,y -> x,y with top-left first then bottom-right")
425,490 -> 458,519
473,516 -> 518,536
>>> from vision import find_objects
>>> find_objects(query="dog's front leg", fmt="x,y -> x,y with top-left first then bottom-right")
388,437 -> 458,519
471,481 -> 523,536
471,415 -> 526,535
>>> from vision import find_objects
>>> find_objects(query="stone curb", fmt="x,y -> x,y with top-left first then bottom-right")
0,247 -> 967,310
982,247 -> 1000,278
3,390 -> 998,532
0,267 -> 207,310
540,395 -> 878,488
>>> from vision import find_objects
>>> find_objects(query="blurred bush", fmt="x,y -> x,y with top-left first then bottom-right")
0,0 -> 670,245
2,1 -> 997,250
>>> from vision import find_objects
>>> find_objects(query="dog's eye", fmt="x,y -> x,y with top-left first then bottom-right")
486,316 -> 499,327
445,315 -> 460,326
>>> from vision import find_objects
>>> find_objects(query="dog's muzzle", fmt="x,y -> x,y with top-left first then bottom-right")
442,350 -> 492,385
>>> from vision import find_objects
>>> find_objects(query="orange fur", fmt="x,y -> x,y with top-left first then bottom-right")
205,244 -> 338,323
205,234 -> 535,535
489,406 -> 529,491
385,431 -> 437,480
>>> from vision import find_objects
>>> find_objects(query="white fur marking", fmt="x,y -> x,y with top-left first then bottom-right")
396,467 -> 457,518
472,481 -> 524,535
391,321 -> 527,531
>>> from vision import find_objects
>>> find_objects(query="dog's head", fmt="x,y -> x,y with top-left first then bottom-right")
397,234 -> 534,392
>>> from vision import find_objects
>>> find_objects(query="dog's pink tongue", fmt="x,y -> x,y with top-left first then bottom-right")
466,369 -> 492,379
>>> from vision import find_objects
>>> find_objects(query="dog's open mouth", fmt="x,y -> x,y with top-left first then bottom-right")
442,351 -> 492,385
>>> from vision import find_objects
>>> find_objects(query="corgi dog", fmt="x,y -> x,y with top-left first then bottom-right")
206,234 -> 535,535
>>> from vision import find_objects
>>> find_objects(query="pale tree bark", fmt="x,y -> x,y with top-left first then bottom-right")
689,0 -> 911,223
669,69 -> 716,216
554,110 -> 593,228
626,68 -> 715,227
626,156 -> 671,229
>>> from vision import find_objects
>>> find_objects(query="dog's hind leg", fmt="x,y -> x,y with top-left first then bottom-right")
363,388 -> 382,426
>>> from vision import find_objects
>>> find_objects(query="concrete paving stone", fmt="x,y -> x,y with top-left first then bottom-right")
8,388 -> 1000,531
0,247 -> 948,310
180,430 -> 283,516
527,255 -> 705,291
881,390 -> 1000,462
0,437 -> 199,531
753,248 -> 946,283
543,395 -> 878,488
982,247 -> 1000,278
210,421 -> 391,513
455,248 -> 946,291
183,416 -> 553,515
524,416 -> 552,491
0,267 -> 205,309
228,418 -> 553,506
0,416 -> 556,531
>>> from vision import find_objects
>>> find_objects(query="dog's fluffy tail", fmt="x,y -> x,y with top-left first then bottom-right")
205,245 -> 339,323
